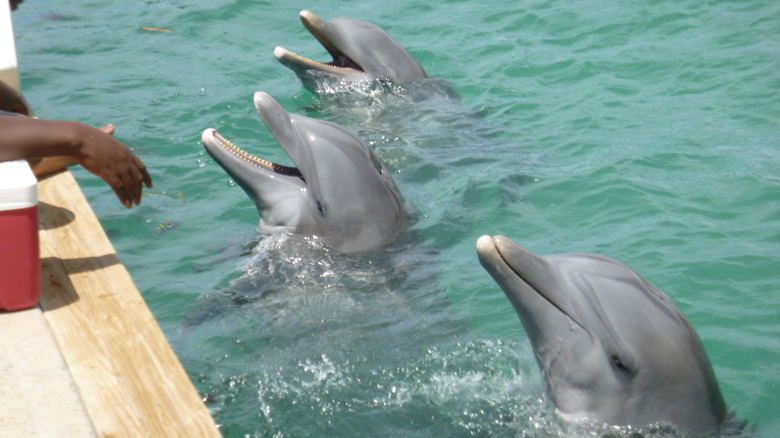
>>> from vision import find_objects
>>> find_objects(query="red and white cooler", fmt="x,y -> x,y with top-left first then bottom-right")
0,160 -> 40,311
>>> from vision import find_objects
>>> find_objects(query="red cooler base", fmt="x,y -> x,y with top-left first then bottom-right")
0,206 -> 40,311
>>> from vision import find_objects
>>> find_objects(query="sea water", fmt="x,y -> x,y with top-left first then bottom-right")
11,0 -> 779,436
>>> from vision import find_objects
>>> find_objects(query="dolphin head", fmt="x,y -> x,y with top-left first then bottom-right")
476,235 -> 727,435
274,10 -> 428,93
201,92 -> 405,253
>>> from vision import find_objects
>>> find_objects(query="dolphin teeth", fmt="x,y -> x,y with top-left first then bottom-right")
212,131 -> 302,177
275,47 -> 364,74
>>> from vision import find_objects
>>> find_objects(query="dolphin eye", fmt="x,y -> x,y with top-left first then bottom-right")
611,354 -> 634,375
316,200 -> 327,218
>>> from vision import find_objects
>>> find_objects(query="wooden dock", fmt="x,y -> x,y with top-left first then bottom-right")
1,170 -> 221,437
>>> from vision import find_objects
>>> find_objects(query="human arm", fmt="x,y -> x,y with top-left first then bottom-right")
0,115 -> 153,208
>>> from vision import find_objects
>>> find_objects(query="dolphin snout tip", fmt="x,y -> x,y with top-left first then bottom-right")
273,46 -> 286,60
476,235 -> 496,253
201,128 -> 216,144
253,92 -> 286,120
253,91 -> 273,108
299,10 -> 324,28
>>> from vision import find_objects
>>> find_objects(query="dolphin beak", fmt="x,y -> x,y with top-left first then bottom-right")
253,92 -> 296,143
299,10 -> 326,38
273,10 -> 364,75
201,125 -> 301,180
477,235 -> 540,281
477,235 -> 586,331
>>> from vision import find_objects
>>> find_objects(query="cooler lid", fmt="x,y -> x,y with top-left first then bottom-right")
0,160 -> 38,210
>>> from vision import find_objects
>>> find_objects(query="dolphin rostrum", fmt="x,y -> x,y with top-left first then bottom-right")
476,235 -> 727,436
274,10 -> 428,93
201,92 -> 406,253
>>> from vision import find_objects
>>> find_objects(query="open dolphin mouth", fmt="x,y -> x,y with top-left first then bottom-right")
274,10 -> 365,75
202,129 -> 303,179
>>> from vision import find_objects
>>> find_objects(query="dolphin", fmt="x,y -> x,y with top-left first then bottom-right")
475,235 -> 727,436
201,92 -> 406,253
274,10 -> 428,93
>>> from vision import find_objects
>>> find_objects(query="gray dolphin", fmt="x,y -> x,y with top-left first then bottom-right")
274,10 -> 428,93
201,92 -> 406,253
475,235 -> 727,436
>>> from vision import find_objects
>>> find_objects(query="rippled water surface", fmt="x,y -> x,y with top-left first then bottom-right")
11,0 -> 779,436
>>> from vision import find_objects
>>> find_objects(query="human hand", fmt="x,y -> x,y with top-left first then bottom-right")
71,123 -> 153,208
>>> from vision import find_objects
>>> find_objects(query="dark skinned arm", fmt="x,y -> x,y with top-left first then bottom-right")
0,115 -> 153,208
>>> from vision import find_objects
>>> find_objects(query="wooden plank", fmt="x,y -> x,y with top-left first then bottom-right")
36,170 -> 221,438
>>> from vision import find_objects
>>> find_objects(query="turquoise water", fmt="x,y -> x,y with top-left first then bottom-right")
12,0 -> 779,436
